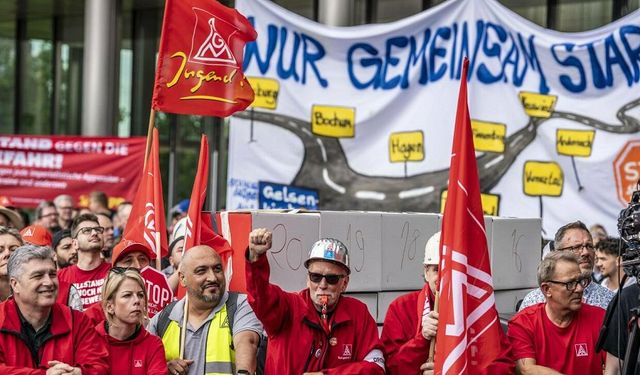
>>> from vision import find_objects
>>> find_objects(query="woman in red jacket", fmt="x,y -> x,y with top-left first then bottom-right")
95,267 -> 167,375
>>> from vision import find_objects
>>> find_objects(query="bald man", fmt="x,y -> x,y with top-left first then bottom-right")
148,246 -> 263,375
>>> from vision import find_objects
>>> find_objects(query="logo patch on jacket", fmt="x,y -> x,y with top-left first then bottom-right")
575,343 -> 588,357
338,344 -> 352,360
134,359 -> 143,368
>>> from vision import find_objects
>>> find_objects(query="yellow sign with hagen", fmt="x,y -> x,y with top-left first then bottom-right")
389,131 -> 425,162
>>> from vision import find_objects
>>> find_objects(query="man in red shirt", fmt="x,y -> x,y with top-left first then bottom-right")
508,251 -> 606,374
246,228 -> 385,375
0,244 -> 109,373
58,213 -> 111,310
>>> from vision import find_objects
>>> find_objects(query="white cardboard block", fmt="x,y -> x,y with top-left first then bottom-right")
320,211 -> 383,292
488,217 -> 542,290
380,213 -> 440,290
377,291 -> 410,324
344,292 -> 378,322
252,212 -> 320,292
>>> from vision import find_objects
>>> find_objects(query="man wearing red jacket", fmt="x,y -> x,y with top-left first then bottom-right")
0,244 -> 109,374
382,232 -> 515,375
247,228 -> 385,375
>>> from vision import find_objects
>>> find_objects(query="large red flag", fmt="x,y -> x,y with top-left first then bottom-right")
152,0 -> 257,117
122,127 -> 168,259
434,58 -> 504,374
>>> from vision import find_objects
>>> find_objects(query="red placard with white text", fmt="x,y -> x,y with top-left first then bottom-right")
0,135 -> 145,208
141,266 -> 174,318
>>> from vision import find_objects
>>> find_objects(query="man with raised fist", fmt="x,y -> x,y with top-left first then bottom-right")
246,228 -> 385,375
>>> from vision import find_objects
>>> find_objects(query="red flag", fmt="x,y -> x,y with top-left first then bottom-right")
184,135 -> 209,251
122,128 -> 168,259
434,58 -> 504,374
152,0 -> 257,117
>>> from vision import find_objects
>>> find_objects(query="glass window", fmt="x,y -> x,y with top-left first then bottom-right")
272,0 -> 316,19
55,15 -> 84,135
0,21 -> 15,134
499,0 -> 547,27
556,0 -> 612,31
376,0 -> 423,23
20,18 -> 53,135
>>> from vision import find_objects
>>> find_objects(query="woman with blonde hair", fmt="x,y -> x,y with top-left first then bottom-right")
96,267 -> 167,374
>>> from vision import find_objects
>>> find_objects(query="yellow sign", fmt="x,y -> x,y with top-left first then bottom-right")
311,105 -> 356,138
523,161 -> 563,197
518,91 -> 558,118
472,120 -> 506,153
556,129 -> 595,157
389,131 -> 425,162
248,77 -> 279,110
440,190 -> 501,216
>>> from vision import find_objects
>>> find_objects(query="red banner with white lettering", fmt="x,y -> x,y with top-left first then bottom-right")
0,135 -> 144,208
122,128 -> 168,258
152,0 -> 257,117
434,58 -> 504,374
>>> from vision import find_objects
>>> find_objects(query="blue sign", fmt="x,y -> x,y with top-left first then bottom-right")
258,181 -> 319,210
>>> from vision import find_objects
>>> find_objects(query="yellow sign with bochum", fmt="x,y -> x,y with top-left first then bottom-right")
440,190 -> 500,216
518,91 -> 558,118
471,120 -> 506,153
248,77 -> 279,110
311,105 -> 356,138
389,131 -> 425,162
556,129 -> 595,157
523,161 -> 563,197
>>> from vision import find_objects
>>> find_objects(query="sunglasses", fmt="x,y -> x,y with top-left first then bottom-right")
109,266 -> 141,275
308,272 -> 346,285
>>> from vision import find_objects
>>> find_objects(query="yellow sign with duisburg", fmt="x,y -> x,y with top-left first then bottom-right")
389,131 -> 425,162
518,91 -> 558,118
311,105 -> 356,138
472,120 -> 506,153
523,161 -> 563,197
440,190 -> 500,216
248,77 -> 279,110
556,129 -> 595,157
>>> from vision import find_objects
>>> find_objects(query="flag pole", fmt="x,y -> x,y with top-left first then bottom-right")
428,291 -> 439,362
154,231 -> 162,270
143,109 -> 156,170
179,293 -> 189,359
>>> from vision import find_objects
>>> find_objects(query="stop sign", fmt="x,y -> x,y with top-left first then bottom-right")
141,266 -> 174,318
613,140 -> 640,205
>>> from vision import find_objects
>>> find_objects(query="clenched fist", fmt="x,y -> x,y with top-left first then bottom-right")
249,228 -> 272,262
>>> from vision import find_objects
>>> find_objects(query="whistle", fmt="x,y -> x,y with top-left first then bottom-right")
320,295 -> 329,320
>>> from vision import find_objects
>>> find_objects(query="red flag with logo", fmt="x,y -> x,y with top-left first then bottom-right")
152,0 -> 257,117
122,128 -> 168,258
434,58 -> 504,374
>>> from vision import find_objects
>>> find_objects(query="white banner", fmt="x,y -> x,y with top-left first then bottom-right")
228,0 -> 640,236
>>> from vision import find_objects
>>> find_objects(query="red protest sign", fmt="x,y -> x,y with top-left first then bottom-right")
141,266 -> 174,318
0,135 -> 145,208
152,0 -> 257,117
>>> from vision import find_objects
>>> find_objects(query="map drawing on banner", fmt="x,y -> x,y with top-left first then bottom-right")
228,0 -> 640,235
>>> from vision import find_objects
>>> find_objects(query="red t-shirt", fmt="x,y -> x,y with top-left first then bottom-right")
508,303 -> 605,374
58,262 -> 111,310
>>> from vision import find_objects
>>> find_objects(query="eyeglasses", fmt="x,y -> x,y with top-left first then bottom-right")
308,272 -> 346,285
75,226 -> 104,237
546,277 -> 590,291
41,212 -> 59,219
110,266 -> 141,275
555,243 -> 595,253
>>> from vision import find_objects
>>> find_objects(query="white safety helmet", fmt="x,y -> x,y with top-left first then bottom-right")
169,217 -> 188,255
304,238 -> 350,274
423,232 -> 441,265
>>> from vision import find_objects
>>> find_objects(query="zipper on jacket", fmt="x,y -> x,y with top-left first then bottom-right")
302,341 -> 316,373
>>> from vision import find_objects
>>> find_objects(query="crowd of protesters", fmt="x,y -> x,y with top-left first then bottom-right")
0,193 -> 636,374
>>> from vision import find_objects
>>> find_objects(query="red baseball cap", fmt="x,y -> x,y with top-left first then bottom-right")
20,225 -> 53,247
111,240 -> 156,265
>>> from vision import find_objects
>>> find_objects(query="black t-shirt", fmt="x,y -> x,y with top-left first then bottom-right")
601,283 -> 640,359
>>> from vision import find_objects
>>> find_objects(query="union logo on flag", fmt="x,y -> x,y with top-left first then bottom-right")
189,8 -> 238,67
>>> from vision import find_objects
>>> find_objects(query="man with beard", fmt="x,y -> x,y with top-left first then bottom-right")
508,251 -> 606,373
0,245 -> 109,373
519,221 -> 614,311
58,214 -> 110,310
149,245 -> 262,375
52,229 -> 76,269
96,213 -> 114,261
246,228 -> 386,374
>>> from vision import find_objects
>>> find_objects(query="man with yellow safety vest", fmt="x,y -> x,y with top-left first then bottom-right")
148,245 -> 263,375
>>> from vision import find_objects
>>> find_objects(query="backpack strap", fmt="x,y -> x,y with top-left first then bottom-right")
156,300 -> 179,338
